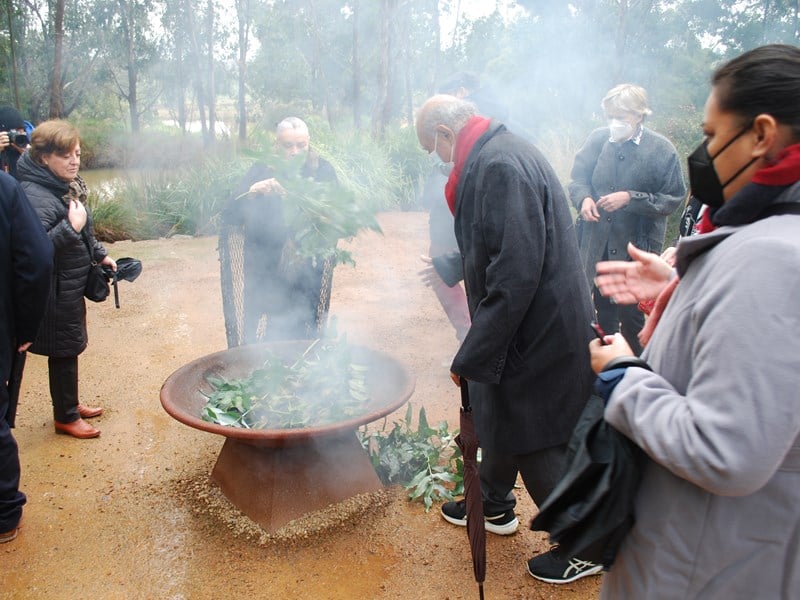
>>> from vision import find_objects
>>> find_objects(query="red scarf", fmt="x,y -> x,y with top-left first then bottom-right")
444,116 -> 492,215
752,143 -> 800,186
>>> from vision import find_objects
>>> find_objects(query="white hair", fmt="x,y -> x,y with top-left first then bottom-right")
417,95 -> 477,138
602,84 -> 653,118
275,116 -> 309,137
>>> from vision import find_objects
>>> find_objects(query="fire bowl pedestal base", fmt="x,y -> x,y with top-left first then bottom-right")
210,432 -> 381,534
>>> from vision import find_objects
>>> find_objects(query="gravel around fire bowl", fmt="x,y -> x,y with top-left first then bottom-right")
172,472 -> 395,546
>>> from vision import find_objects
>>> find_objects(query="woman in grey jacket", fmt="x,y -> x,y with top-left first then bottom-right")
570,84 -> 685,354
590,45 -> 800,599
17,121 -> 115,439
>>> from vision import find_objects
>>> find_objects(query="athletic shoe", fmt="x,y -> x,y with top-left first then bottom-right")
440,499 -> 519,535
526,549 -> 603,584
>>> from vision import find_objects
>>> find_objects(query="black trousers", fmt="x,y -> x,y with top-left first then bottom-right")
479,443 -> 568,515
594,287 -> 644,356
0,384 -> 25,532
48,356 -> 80,423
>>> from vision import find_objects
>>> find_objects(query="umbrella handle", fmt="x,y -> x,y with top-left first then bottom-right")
112,274 -> 120,309
460,377 -> 471,412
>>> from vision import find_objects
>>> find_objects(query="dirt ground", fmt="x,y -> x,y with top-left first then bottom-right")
1,211 -> 600,600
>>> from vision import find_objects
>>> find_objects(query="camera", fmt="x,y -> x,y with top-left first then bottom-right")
3,128 -> 29,147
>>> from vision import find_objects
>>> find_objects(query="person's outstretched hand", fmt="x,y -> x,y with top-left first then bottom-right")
594,242 -> 673,304
418,255 -> 442,288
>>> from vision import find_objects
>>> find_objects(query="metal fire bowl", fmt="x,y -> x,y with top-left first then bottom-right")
159,341 -> 416,533
160,341 -> 416,447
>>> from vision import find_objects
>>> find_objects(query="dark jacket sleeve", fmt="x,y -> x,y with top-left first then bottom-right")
6,176 -> 53,343
432,251 -> 463,287
624,140 -> 686,218
222,163 -> 274,227
568,129 -> 607,211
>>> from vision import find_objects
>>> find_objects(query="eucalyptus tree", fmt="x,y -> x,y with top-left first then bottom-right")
686,0 -> 800,53
92,0 -> 164,132
159,0 -> 224,145
10,0 -> 104,121
234,0 -> 257,139
246,0 -> 440,135
2,0 -> 23,107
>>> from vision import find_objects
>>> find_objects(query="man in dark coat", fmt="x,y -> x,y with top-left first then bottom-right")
0,172 -> 52,542
415,95 -> 602,583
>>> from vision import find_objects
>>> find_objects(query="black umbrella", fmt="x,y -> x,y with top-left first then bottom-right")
455,378 -> 485,599
102,257 -> 142,309
5,349 -> 26,428
530,393 -> 644,567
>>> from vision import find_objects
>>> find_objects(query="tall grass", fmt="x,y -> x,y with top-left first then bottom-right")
89,123 -> 428,242
89,155 -> 247,241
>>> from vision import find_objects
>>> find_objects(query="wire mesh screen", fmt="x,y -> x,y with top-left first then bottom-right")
219,223 -> 333,349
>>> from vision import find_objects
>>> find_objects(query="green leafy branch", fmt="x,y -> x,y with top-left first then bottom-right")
238,152 -> 382,268
200,336 -> 370,429
358,404 -> 464,511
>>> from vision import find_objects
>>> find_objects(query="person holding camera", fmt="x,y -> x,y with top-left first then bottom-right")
0,107 -> 30,180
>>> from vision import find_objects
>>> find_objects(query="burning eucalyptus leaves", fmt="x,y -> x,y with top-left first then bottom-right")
200,338 -> 371,429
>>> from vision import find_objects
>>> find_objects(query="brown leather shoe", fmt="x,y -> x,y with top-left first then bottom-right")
54,418 -> 100,439
0,527 -> 19,543
77,403 -> 103,418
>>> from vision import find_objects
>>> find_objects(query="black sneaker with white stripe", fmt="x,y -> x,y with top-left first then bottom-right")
526,549 -> 603,584
440,499 -> 519,535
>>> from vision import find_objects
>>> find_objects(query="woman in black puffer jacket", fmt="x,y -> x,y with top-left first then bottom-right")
17,120 -> 116,439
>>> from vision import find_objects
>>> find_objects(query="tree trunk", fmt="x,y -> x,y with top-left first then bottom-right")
205,0 -> 216,144
372,0 -> 396,139
184,0 -> 209,142
235,0 -> 249,140
48,0 -> 66,118
351,0 -> 361,129
119,0 -> 140,132
5,0 -> 21,109
430,0 -> 440,95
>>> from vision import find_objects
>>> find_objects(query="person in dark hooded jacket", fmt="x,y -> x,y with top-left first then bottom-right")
17,120 -> 116,439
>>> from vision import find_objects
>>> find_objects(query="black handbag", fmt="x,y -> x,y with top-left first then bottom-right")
81,231 -> 110,303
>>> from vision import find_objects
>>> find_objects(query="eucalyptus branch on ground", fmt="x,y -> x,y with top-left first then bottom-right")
359,404 -> 464,511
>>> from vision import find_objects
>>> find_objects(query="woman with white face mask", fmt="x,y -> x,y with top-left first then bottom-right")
568,83 -> 686,355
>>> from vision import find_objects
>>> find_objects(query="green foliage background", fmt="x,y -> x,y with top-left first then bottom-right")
3,0 -> 799,245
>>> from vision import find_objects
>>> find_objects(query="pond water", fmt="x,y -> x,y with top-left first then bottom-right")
80,167 -> 150,201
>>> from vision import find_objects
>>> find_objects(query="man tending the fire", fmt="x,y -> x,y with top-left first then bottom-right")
220,117 -> 338,346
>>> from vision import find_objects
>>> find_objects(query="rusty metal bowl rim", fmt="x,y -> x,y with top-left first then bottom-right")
159,342 -> 415,446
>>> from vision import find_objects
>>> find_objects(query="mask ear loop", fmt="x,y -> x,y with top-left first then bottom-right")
710,120 -> 757,188
719,156 -> 759,188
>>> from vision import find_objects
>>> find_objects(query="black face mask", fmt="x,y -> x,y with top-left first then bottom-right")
687,124 -> 758,208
